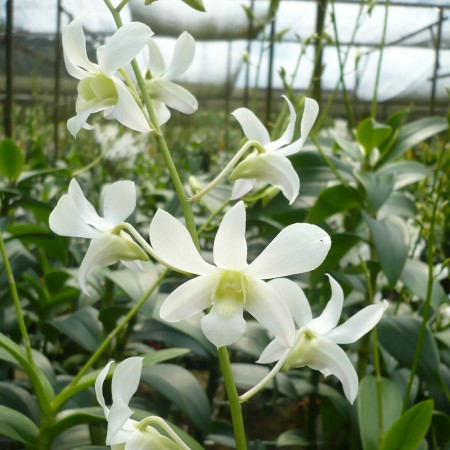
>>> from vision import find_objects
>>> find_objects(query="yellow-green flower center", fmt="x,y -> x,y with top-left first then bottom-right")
212,270 -> 248,318
283,328 -> 318,371
79,74 -> 117,102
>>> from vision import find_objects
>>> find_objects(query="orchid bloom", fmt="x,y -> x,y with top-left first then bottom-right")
241,276 -> 388,404
49,179 -> 148,295
150,201 -> 331,348
96,357 -> 189,449
143,31 -> 198,124
230,96 -> 319,204
63,17 -> 153,136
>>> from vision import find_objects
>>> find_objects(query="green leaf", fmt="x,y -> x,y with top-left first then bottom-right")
380,193 -> 417,218
51,407 -> 105,439
0,405 -> 39,446
363,214 -> 408,285
380,400 -> 434,450
377,117 -> 447,166
142,347 -> 191,366
356,118 -> 392,155
400,259 -> 447,311
0,139 -> 24,181
49,307 -> 103,352
357,375 -> 403,450
377,161 -> 428,189
179,0 -> 206,11
0,382 -> 39,423
377,316 -> 442,388
140,363 -> 211,432
358,171 -> 395,213
307,184 -> 361,223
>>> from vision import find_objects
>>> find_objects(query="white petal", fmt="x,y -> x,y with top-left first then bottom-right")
257,339 -> 286,364
268,278 -> 312,328
277,98 -> 319,157
230,153 -> 300,204
62,17 -> 98,79
213,201 -> 248,270
150,79 -> 197,114
266,96 -> 296,151
232,108 -> 270,145
68,179 -> 107,230
309,275 -> 344,335
102,181 -> 136,224
97,22 -> 154,77
146,38 -> 165,76
151,100 -> 171,125
201,303 -> 246,348
112,80 -> 152,133
111,357 -> 143,409
165,31 -> 196,80
326,300 -> 389,344
246,277 -> 296,348
149,209 -> 215,275
49,195 -> 99,239
121,260 -> 145,272
95,360 -> 114,419
67,98 -> 112,137
231,179 -> 255,200
248,223 -> 331,279
159,273 -> 217,322
305,337 -> 359,404
78,234 -> 147,295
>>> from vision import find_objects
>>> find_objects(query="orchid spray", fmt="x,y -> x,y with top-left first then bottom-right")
45,1 -> 390,449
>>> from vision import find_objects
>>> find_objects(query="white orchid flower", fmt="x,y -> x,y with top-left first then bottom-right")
63,17 -> 153,136
230,96 -> 319,204
49,179 -> 148,295
150,201 -> 331,349
143,31 -> 198,124
241,276 -> 388,404
96,357 -> 189,449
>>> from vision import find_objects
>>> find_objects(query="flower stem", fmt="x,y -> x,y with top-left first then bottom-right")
137,416 -> 190,450
52,270 -> 166,410
0,227 -> 34,365
217,347 -> 247,450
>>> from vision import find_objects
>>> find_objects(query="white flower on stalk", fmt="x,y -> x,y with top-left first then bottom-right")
63,17 -> 153,136
151,201 -> 331,348
230,96 -> 319,204
96,357 -> 189,449
49,179 -> 148,295
242,276 -> 388,404
143,32 -> 198,124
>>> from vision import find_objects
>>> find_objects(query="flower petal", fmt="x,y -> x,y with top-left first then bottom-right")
159,273 -> 217,322
326,300 -> 389,344
151,100 -> 171,125
78,234 -> 147,295
201,303 -> 246,348
62,17 -> 98,79
49,195 -> 100,239
67,97 -> 112,137
256,338 -> 286,364
102,181 -> 136,224
146,38 -> 165,76
213,201 -> 248,270
266,96 -> 296,151
230,179 -> 256,200
230,153 -> 300,204
165,31 -> 196,80
150,79 -> 197,114
95,360 -> 114,419
125,427 -> 180,450
309,275 -> 344,335
232,108 -> 270,145
112,79 -> 152,133
277,97 -> 319,157
97,22 -> 154,77
302,336 -> 359,404
267,278 -> 312,328
68,179 -> 108,230
246,277 -> 296,348
248,223 -> 331,279
149,209 -> 215,275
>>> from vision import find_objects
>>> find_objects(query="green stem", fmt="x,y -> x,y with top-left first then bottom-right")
217,347 -> 247,450
371,0 -> 390,117
0,228 -> 34,365
52,269 -> 167,410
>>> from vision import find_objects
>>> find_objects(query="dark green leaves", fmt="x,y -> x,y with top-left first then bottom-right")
0,139 -> 24,181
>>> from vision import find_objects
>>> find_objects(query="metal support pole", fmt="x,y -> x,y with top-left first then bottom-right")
265,18 -> 276,125
430,8 -> 443,115
53,0 -> 63,161
4,0 -> 14,138
243,0 -> 255,108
